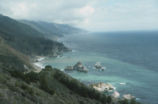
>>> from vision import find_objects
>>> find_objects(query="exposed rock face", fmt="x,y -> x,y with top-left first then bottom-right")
94,62 -> 106,71
123,94 -> 135,100
91,82 -> 116,92
73,62 -> 88,73
112,91 -> 120,98
64,62 -> 88,73
95,62 -> 102,69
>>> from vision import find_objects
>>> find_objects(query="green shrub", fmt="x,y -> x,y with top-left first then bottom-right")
9,70 -> 25,79
107,96 -> 112,104
20,83 -> 34,96
0,73 -> 7,83
0,92 -> 4,97
53,68 -> 108,104
39,71 -> 55,95
119,99 -> 129,104
118,99 -> 141,104
24,71 -> 39,83
21,83 -> 28,90
9,70 -> 39,84
43,65 -> 53,71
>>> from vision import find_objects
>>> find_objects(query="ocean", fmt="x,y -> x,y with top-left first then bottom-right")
41,31 -> 158,104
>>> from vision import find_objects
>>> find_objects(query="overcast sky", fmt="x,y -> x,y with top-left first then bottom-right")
0,0 -> 158,31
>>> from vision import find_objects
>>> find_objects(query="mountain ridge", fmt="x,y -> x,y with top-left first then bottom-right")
0,14 -> 69,56
20,20 -> 87,39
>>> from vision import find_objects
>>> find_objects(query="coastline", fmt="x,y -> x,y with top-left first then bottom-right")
35,53 -> 138,101
32,56 -> 46,73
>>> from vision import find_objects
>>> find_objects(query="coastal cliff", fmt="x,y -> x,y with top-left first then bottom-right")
0,14 -> 140,104
0,14 -> 69,56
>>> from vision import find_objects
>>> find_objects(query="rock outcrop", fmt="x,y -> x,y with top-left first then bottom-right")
91,82 -> 116,92
123,94 -> 135,100
73,62 -> 88,73
64,62 -> 88,73
112,91 -> 120,98
94,62 -> 106,71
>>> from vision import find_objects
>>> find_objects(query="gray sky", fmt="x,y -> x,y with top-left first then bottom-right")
0,0 -> 158,31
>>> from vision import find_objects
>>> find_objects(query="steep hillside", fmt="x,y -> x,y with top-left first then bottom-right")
0,14 -> 68,56
0,37 -> 102,104
0,66 -> 101,104
0,38 -> 33,72
0,14 -> 43,37
0,65 -> 140,104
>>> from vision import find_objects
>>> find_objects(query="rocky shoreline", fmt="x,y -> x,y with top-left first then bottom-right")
90,82 -> 135,100
33,56 -> 137,102
32,56 -> 46,72
64,61 -> 88,73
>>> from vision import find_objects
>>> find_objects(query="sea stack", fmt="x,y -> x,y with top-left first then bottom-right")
64,61 -> 88,73
94,62 -> 106,71
73,61 -> 88,73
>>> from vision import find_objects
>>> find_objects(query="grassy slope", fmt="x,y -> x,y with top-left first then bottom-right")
0,38 -> 33,72
0,38 -> 100,104
0,64 -> 140,104
0,67 -> 101,104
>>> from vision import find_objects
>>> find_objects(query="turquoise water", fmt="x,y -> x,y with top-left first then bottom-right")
41,31 -> 158,104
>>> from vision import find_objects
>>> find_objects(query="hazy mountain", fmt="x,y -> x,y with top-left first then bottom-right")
21,20 -> 87,39
0,14 -> 68,56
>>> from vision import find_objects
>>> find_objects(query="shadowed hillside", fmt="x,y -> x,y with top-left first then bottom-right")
0,14 -> 68,56
0,38 -> 33,72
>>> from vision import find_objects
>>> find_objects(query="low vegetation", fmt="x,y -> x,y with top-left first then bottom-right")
4,65 -> 140,104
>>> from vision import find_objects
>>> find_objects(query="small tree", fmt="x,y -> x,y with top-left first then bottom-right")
107,96 -> 112,104
130,99 -> 137,104
119,99 -> 129,104
24,71 -> 39,83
